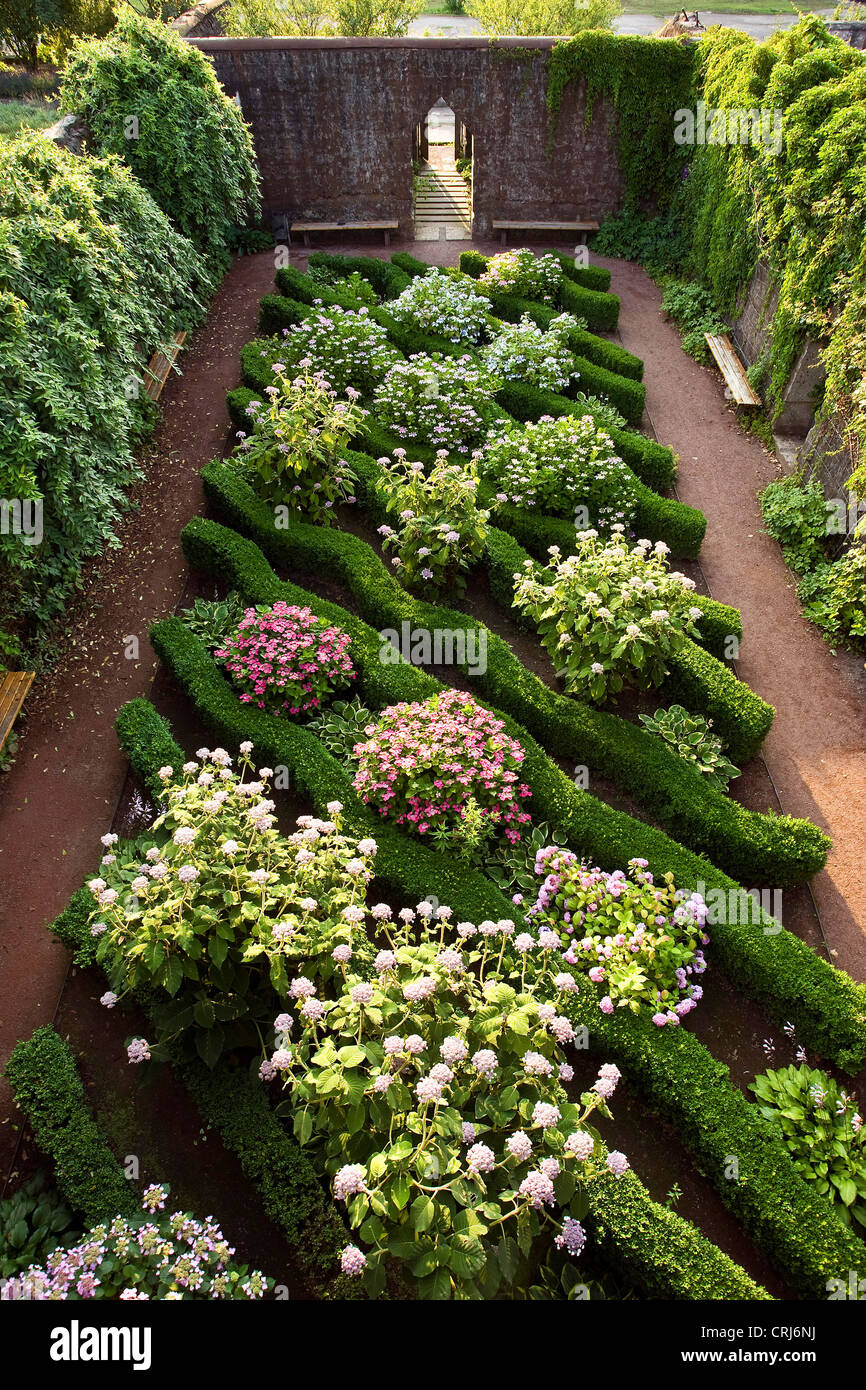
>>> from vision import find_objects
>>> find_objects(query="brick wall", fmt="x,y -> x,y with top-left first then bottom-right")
188,37 -> 627,238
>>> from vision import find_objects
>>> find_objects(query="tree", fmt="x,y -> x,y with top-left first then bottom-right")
221,0 -> 421,36
0,0 -> 115,71
464,0 -> 620,36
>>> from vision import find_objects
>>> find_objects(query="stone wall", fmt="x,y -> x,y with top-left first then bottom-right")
188,37 -> 626,238
828,20 -> 866,50
171,0 -> 230,39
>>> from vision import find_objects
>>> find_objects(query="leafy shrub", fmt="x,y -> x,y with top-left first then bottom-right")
308,696 -> 376,761
373,353 -> 500,453
750,1065 -> 866,1232
4,1183 -> 270,1300
307,265 -> 379,306
269,305 -> 400,397
512,534 -> 704,702
0,134 -> 209,651
591,209 -> 688,278
376,453 -> 490,597
480,414 -> 637,533
236,367 -> 362,523
479,249 -> 563,304
660,279 -> 727,361
480,314 -> 580,393
263,903 -> 627,1298
89,749 -> 378,1065
215,601 -> 355,716
60,13 -> 260,264
388,268 -> 492,346
353,688 -> 532,853
570,392 -> 626,432
759,475 -> 831,574
0,1173 -> 78,1280
797,545 -> 866,645
181,592 -> 246,652
638,704 -> 740,791
529,848 -> 709,1022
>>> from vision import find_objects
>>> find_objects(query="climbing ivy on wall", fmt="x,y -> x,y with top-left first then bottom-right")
60,12 -> 261,266
546,33 -> 698,210
682,18 -> 866,473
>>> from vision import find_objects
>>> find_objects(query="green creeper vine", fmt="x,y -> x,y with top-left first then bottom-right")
546,33 -> 698,210
60,12 -> 261,266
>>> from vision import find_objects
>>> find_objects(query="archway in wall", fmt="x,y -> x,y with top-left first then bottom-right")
412,98 -> 472,241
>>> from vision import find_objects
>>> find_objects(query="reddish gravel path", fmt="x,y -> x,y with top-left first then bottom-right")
0,251 -> 277,1170
592,253 -> 866,980
2,240 -> 865,1182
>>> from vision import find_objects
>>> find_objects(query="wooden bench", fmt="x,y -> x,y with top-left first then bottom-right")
704,333 -> 761,407
0,671 -> 34,755
144,330 -> 187,403
492,219 -> 600,248
290,220 -> 398,248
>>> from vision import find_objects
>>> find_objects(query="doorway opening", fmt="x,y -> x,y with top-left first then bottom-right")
412,99 -> 472,241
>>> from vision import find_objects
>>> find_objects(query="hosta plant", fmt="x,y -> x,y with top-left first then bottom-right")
0,1173 -> 78,1280
215,601 -> 355,716
352,688 -> 532,852
373,353 -> 500,454
261,905 -> 629,1299
480,414 -> 636,532
529,847 -> 709,1022
265,306 -> 400,396
512,535 -> 703,702
308,696 -> 377,762
479,249 -> 563,304
388,267 -> 492,345
480,315 -> 579,394
88,748 -> 377,1065
1,1185 -> 269,1300
181,591 -> 246,652
749,1065 -> 866,1231
376,452 -> 490,596
638,705 -> 740,790
235,366 -> 361,523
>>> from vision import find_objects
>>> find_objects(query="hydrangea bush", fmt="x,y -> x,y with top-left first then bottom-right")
479,249 -> 563,304
1,1185 -> 269,1301
352,689 -> 532,853
480,414 -> 637,533
529,849 -> 709,1023
261,903 -> 628,1298
512,536 -> 704,702
261,307 -> 400,397
215,601 -> 355,716
388,268 -> 492,345
236,366 -> 361,523
88,749 -> 377,1064
376,452 -> 490,596
481,314 -> 580,393
373,353 -> 500,454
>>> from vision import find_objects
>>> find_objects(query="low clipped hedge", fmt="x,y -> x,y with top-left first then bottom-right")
135,627 -> 865,1293
50,767 -> 766,1306
5,1027 -> 138,1227
456,247 -> 621,333
181,492 -> 860,1078
200,463 -> 817,890
495,379 -> 672,491
276,254 -> 642,422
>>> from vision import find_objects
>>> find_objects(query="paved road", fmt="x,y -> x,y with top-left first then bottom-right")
410,10 -> 836,39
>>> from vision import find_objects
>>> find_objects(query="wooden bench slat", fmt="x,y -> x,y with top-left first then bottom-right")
144,330 -> 187,403
704,333 -> 761,406
0,671 -> 34,752
290,220 -> 398,247
492,219 -> 600,247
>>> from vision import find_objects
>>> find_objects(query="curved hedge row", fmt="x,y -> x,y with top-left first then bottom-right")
448,247 -> 622,334
182,491 -> 860,1076
198,466 -> 818,887
51,797 -> 766,1303
273,258 -> 644,424
5,1026 -> 138,1227
139,622 -> 864,1293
